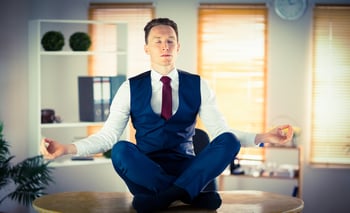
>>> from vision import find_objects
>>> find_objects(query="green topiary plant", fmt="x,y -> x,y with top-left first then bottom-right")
0,122 -> 54,207
41,31 -> 65,51
69,32 -> 91,51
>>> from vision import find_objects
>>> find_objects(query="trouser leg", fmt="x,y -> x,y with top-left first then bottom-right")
174,132 -> 241,199
111,141 -> 176,195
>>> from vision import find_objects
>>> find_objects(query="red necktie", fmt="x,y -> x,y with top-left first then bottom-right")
160,76 -> 172,120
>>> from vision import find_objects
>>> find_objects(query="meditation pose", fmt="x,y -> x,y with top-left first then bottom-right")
41,18 -> 293,213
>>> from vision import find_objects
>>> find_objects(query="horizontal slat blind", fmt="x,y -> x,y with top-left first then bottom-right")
198,4 -> 267,133
88,3 -> 154,76
311,5 -> 350,166
198,4 -> 267,160
88,4 -> 153,142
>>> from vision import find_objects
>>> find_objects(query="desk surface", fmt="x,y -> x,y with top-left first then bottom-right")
33,190 -> 304,213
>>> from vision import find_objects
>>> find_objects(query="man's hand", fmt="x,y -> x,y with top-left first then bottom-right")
255,124 -> 294,145
40,138 -> 77,160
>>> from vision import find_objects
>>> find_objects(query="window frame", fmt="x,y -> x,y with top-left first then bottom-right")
310,4 -> 350,167
88,3 -> 155,77
197,4 -> 268,161
87,3 -> 154,142
197,3 -> 268,133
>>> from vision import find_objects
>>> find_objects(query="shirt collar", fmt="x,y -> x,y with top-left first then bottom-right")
151,68 -> 178,82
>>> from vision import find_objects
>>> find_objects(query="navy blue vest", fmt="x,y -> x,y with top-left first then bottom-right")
129,70 -> 201,157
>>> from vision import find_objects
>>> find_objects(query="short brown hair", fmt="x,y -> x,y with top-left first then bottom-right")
144,18 -> 178,44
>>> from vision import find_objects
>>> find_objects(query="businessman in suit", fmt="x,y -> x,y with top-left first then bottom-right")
41,18 -> 294,213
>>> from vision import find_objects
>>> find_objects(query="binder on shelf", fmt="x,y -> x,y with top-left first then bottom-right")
101,77 -> 111,121
78,75 -> 126,122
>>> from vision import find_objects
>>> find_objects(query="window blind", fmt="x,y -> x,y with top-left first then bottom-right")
198,4 -> 267,134
311,5 -> 350,166
88,3 -> 154,77
87,4 -> 154,142
198,4 -> 267,160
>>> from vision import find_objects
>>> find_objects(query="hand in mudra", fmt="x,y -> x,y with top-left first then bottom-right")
40,138 -> 74,160
256,124 -> 294,145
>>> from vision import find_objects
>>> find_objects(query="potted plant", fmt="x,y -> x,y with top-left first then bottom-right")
41,31 -> 65,51
0,122 -> 54,207
69,32 -> 91,51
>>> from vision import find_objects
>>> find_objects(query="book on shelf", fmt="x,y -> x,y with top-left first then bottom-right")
78,75 -> 126,122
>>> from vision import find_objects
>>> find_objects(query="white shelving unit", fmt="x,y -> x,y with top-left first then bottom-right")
219,146 -> 302,198
28,19 -> 128,167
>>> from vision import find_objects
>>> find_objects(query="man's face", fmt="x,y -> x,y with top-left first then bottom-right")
144,25 -> 180,71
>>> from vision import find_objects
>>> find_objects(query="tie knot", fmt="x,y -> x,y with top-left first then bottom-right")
160,76 -> 171,85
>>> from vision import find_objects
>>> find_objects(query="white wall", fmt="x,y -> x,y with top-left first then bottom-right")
1,0 -> 350,212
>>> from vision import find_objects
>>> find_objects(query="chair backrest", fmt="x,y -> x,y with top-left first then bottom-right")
193,128 -> 210,154
192,128 -> 217,191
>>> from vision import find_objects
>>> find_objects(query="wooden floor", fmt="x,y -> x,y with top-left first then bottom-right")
33,190 -> 304,213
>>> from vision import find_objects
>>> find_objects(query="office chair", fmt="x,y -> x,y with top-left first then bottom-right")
193,128 -> 217,191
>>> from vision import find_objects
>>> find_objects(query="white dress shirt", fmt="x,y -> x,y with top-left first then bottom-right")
74,69 -> 257,156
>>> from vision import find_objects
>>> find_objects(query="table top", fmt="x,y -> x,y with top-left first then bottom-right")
33,190 -> 304,213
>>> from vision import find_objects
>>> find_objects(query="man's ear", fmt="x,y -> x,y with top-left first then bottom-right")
144,44 -> 149,54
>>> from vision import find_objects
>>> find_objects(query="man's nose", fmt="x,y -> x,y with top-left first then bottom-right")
162,43 -> 169,50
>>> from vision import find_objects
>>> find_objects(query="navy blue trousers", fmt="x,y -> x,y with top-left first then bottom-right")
111,132 -> 240,199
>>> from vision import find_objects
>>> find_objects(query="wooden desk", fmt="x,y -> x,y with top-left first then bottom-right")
33,190 -> 304,213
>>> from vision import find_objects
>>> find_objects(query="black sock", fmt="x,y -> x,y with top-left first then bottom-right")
132,185 -> 189,213
160,185 -> 189,204
191,191 -> 222,210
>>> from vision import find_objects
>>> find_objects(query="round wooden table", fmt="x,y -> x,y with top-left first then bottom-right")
33,190 -> 304,213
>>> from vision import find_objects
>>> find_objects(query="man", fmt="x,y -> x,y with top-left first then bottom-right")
41,18 -> 293,213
